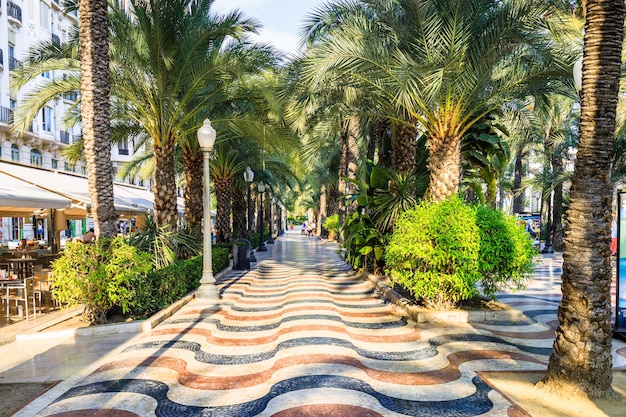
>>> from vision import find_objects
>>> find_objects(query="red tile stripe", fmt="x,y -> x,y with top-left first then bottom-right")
93,350 -> 545,390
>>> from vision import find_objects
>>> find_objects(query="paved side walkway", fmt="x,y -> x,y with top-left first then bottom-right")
7,231 -> 626,416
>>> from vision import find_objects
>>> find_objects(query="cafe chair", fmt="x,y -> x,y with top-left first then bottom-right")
33,272 -> 56,313
1,277 -> 37,321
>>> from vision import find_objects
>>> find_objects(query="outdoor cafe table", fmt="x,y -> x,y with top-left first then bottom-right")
6,258 -> 36,280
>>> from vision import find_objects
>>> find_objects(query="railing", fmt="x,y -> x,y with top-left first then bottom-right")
52,34 -> 60,45
59,131 -> 71,144
9,57 -> 22,71
0,107 -> 13,124
7,2 -> 22,23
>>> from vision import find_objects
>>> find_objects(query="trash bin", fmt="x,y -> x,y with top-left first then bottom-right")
232,238 -> 251,270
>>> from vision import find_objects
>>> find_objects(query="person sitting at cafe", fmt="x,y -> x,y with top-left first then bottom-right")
18,238 -> 28,251
83,228 -> 95,243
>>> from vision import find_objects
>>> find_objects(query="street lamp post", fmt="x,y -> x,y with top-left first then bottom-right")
196,119 -> 219,300
243,166 -> 257,262
257,181 -> 267,252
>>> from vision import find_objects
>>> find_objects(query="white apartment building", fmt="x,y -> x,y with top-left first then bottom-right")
0,0 -> 144,243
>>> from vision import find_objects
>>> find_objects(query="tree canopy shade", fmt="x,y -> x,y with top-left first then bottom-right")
300,0 -> 573,201
12,0 -> 290,229
108,0 -> 268,227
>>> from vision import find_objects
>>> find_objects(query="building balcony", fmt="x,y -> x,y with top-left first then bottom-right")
7,2 -> 22,26
0,107 -> 13,129
63,92 -> 78,102
59,131 -> 71,144
9,57 -> 22,71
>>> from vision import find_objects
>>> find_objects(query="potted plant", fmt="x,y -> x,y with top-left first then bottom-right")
323,214 -> 340,240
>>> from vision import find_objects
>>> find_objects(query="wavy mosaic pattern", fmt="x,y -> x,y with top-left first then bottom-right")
38,235 -> 626,416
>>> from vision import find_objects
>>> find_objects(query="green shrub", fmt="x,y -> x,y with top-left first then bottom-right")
474,205 -> 536,297
129,247 -> 229,318
51,238 -> 153,324
341,212 -> 388,273
212,246 -> 230,274
385,197 -> 481,308
126,215 -> 202,267
385,196 -> 537,308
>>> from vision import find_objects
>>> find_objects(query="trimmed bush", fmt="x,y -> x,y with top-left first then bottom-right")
474,205 -> 536,297
385,197 -> 480,308
51,238 -> 153,324
385,196 -> 536,308
130,246 -> 230,318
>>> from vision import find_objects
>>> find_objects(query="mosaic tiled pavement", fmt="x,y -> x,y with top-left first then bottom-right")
31,232 -> 626,416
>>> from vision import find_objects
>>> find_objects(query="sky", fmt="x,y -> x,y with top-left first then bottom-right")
211,0 -> 327,56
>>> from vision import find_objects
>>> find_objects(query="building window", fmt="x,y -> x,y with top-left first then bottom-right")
80,166 -> 86,175
40,2 -> 50,28
42,107 -> 52,132
41,71 -> 50,79
11,144 -> 19,162
119,138 -> 129,155
64,161 -> 75,172
11,218 -> 20,240
30,149 -> 43,166
51,158 -> 58,169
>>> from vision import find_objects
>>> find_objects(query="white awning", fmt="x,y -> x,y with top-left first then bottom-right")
0,162 -> 161,217
0,170 -> 71,216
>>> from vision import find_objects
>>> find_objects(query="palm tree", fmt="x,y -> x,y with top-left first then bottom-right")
78,0 -> 117,238
301,0 -> 571,202
540,0 -> 625,398
109,0 -> 265,228
12,0 -> 273,230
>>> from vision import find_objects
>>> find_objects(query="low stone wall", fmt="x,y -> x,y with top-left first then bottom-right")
16,265 -> 234,341
361,271 -> 527,324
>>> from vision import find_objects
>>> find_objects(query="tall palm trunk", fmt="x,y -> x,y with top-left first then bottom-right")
232,180 -> 247,239
425,134 -> 462,202
552,155 -> 564,251
541,0 -> 624,398
372,119 -> 391,167
512,146 -> 525,213
183,150 -> 203,230
153,142 -> 178,228
317,184 -> 327,237
214,176 -> 232,243
345,119 -> 360,215
334,120 -> 360,232
392,122 -> 417,175
328,185 -> 340,217
79,0 -> 117,238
